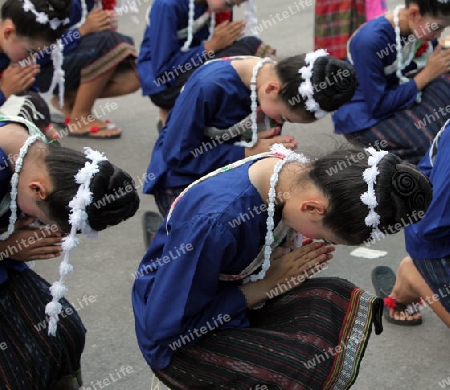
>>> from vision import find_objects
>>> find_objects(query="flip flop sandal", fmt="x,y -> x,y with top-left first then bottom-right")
65,119 -> 122,139
143,211 -> 164,249
371,266 -> 423,326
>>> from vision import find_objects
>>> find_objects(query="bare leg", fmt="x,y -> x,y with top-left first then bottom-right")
159,108 -> 169,127
98,68 -> 140,98
69,68 -> 122,137
51,91 -> 76,119
391,256 -> 450,327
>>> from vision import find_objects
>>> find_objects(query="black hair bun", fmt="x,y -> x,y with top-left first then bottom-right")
311,56 -> 358,112
377,154 -> 432,233
38,0 -> 71,19
87,162 -> 140,231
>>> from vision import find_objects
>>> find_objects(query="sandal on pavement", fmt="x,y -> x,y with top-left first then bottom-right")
65,118 -> 122,139
371,265 -> 423,326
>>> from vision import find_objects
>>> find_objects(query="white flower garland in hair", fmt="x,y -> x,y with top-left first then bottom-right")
182,0 -> 216,52
0,135 -> 44,242
298,49 -> 329,119
22,0 -> 70,29
393,5 -> 416,85
249,144 -> 310,282
45,147 -> 107,336
238,57 -> 277,148
360,147 -> 388,241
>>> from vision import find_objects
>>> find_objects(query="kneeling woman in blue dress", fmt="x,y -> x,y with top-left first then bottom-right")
133,139 -> 432,389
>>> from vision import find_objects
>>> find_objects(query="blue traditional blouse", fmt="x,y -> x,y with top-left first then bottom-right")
133,158 -> 282,369
36,0 -> 96,67
143,59 -> 250,193
332,16 -> 422,134
405,120 -> 450,259
0,121 -> 28,284
138,0 -> 212,96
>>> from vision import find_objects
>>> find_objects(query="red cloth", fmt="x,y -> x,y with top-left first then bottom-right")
314,0 -> 366,59
215,11 -> 231,25
102,0 -> 116,10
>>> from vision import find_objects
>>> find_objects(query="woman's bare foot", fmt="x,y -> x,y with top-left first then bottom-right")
65,117 -> 122,139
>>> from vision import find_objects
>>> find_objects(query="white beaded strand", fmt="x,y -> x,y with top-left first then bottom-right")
181,0 -> 196,52
244,0 -> 258,37
72,0 -> 88,29
239,57 -> 277,148
0,135 -> 42,242
249,144 -> 310,281
393,5 -> 416,84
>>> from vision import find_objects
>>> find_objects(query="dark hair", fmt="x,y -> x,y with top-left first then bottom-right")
305,149 -> 432,245
1,0 -> 71,42
276,54 -> 358,119
42,144 -> 140,233
405,0 -> 450,16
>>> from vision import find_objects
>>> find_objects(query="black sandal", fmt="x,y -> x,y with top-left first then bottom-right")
371,266 -> 423,326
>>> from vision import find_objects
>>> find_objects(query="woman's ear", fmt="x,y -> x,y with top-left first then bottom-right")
29,181 -> 50,201
300,200 -> 327,220
264,81 -> 282,97
408,3 -> 422,23
2,20 -> 16,41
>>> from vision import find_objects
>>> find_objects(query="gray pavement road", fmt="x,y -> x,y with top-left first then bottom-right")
32,1 -> 449,389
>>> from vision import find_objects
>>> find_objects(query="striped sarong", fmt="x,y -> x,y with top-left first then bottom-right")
38,30 -> 137,93
315,0 -> 366,59
412,257 -> 450,313
345,74 -> 450,164
0,268 -> 86,390
153,277 -> 383,390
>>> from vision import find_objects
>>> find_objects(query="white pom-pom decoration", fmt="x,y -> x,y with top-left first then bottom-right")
50,281 -> 68,300
46,147 -> 107,335
298,49 -> 329,118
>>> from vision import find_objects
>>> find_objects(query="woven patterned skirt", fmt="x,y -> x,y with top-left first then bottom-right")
344,75 -> 450,164
150,36 -> 276,110
38,30 -> 137,93
314,0 -> 366,59
153,277 -> 383,390
0,268 -> 86,390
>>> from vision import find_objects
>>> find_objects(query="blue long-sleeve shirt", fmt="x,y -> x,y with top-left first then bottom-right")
36,0 -> 95,67
133,159 -> 280,369
0,122 -> 28,284
405,120 -> 450,259
332,16 -> 421,134
143,59 -> 249,193
138,0 -> 214,96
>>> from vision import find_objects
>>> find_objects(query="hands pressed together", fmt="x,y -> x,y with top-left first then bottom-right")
79,8 -> 118,36
415,44 -> 450,90
239,239 -> 335,308
245,127 -> 298,157
0,216 -> 64,262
